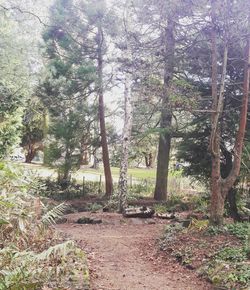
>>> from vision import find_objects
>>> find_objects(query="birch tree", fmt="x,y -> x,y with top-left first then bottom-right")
118,0 -> 134,212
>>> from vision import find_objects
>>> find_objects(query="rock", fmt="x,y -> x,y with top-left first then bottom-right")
180,219 -> 191,228
76,217 -> 102,224
123,206 -> 155,218
147,220 -> 156,224
103,205 -> 109,212
156,213 -> 175,219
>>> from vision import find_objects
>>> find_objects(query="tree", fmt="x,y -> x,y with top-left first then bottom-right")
154,15 -> 176,201
209,0 -> 250,225
96,10 -> 113,196
38,0 -> 97,184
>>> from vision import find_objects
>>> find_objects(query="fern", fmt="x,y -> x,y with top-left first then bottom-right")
41,202 -> 68,226
37,240 -> 74,261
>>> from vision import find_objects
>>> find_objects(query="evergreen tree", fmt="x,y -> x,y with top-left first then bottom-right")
38,0 -> 97,184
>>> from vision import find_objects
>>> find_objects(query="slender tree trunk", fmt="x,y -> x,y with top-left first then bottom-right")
63,148 -> 71,181
118,74 -> 133,212
209,15 -> 223,224
145,155 -> 149,168
154,18 -> 175,201
96,23 -> 113,196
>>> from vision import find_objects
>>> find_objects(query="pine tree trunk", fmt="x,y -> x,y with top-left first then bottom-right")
97,23 -> 113,196
154,18 -> 175,201
118,74 -> 133,213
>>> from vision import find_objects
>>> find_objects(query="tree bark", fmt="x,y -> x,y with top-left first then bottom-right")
118,74 -> 133,213
96,22 -> 113,196
227,187 -> 241,222
221,145 -> 241,222
154,18 -> 175,201
209,0 -> 222,224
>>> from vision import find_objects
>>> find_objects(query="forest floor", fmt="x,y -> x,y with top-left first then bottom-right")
56,212 -> 212,290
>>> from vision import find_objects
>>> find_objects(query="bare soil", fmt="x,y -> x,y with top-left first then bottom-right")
56,212 -> 212,290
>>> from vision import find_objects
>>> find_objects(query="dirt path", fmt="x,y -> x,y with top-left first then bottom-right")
56,212 -> 212,290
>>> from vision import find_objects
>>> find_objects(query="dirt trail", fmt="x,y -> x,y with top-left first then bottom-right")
56,212 -> 212,290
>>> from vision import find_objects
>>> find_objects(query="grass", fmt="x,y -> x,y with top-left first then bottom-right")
81,167 -> 157,180
14,162 -> 156,180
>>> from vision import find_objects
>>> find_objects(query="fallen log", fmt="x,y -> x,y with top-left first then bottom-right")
123,206 -> 155,218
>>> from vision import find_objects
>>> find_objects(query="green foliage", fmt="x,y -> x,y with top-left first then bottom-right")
201,245 -> 250,289
20,98 -> 47,161
215,247 -> 247,262
206,226 -> 225,236
0,11 -> 30,159
225,223 -> 250,241
154,192 -> 209,213
159,224 -> 184,251
41,203 -> 68,225
201,223 -> 250,289
0,162 -> 89,289
38,0 -> 99,183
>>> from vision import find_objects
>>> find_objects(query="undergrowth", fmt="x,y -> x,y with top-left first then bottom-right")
0,162 -> 89,290
160,220 -> 250,289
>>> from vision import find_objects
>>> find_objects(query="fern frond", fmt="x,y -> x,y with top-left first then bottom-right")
41,203 -> 67,226
36,240 -> 74,261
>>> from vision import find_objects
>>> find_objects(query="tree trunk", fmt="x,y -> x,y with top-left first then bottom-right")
79,142 -> 89,166
118,74 -> 133,213
25,144 -> 36,163
96,22 -> 113,196
145,152 -> 154,168
209,1 -> 250,225
145,154 -> 149,168
221,145 -> 241,222
222,22 -> 250,193
210,188 -> 225,225
63,148 -> 71,182
154,18 -> 175,201
209,0 -> 228,225
227,187 -> 241,222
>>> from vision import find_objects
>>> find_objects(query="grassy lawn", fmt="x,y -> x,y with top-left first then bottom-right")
81,167 -> 156,180
13,162 -> 156,181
